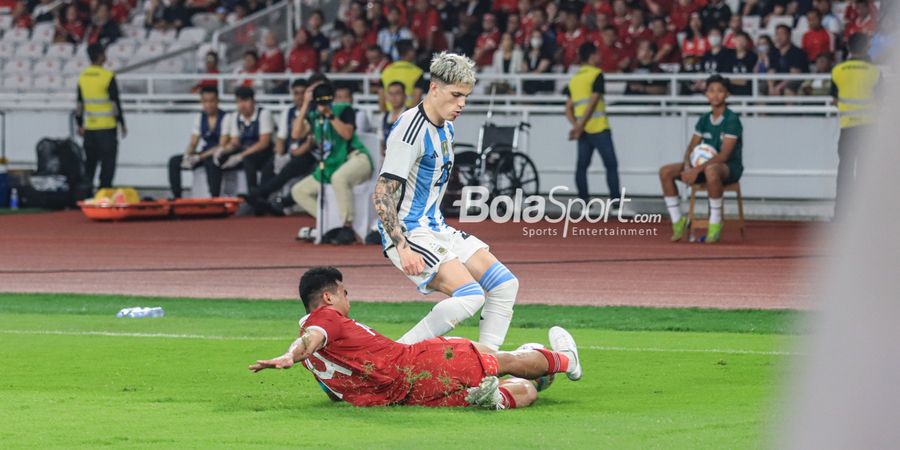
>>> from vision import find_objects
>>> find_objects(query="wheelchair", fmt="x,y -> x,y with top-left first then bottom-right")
442,120 -> 540,216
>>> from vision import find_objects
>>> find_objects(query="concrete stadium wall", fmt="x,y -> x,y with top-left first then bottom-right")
3,109 -> 840,199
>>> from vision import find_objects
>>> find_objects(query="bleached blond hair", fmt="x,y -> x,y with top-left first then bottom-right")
429,52 -> 477,86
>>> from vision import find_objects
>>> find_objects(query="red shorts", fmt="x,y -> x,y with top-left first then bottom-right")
400,337 -> 499,407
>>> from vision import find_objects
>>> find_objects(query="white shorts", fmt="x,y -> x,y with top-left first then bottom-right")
385,225 -> 489,294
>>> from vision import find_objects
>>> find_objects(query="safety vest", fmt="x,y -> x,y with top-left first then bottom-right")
832,58 -> 880,129
568,65 -> 610,134
381,60 -> 423,110
199,109 -> 224,151
78,65 -> 117,130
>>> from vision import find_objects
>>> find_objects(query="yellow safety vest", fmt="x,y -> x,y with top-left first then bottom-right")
568,65 -> 610,134
78,65 -> 117,130
831,58 -> 880,129
381,61 -> 423,111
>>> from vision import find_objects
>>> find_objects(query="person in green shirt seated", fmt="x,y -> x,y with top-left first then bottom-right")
658,75 -> 744,244
290,82 -> 374,244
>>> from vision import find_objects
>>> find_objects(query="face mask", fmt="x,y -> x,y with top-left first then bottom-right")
708,35 -> 722,47
757,44 -> 769,54
530,38 -> 542,48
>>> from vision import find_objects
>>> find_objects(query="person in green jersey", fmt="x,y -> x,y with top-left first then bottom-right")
658,75 -> 743,244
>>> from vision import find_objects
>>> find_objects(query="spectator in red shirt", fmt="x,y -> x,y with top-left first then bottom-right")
288,29 -> 319,74
12,1 -> 34,29
473,13 -> 502,68
493,0 -> 518,14
410,0 -> 447,55
364,45 -> 389,95
681,12 -> 709,58
507,14 -> 526,46
646,0 -> 674,17
621,7 -> 652,50
844,0 -> 877,39
650,16 -> 680,64
802,9 -> 834,62
382,0 -> 408,27
258,32 -> 286,74
557,11 -> 588,69
723,14 -> 742,49
671,0 -> 702,31
85,3 -> 122,46
351,17 -> 377,48
55,4 -> 86,44
843,0 -> 878,25
583,0 -> 614,18
610,0 -> 631,35
236,50 -> 261,90
597,25 -> 631,73
192,51 -> 220,93
331,32 -> 366,73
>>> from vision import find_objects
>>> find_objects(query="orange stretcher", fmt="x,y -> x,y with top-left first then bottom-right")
78,197 -> 242,221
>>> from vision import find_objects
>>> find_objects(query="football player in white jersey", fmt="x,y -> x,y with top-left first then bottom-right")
372,52 -> 519,351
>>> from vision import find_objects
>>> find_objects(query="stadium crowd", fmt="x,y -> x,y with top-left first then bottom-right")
189,0 -> 890,96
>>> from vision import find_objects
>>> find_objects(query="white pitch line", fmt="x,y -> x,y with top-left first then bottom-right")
0,329 -> 798,356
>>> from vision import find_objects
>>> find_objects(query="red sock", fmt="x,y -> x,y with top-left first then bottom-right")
498,386 -> 517,409
535,348 -> 570,373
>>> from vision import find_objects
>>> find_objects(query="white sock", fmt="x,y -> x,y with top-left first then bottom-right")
664,196 -> 682,222
397,282 -> 485,345
709,197 -> 724,225
478,262 -> 518,350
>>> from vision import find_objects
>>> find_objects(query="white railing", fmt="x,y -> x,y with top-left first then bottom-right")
0,72 -> 839,116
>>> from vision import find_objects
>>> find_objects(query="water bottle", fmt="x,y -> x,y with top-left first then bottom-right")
10,188 -> 18,210
116,306 -> 165,318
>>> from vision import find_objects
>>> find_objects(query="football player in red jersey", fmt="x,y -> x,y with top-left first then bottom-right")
249,267 -> 583,409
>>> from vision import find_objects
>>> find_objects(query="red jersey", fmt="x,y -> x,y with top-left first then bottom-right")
670,1 -> 702,31
598,42 -> 630,73
681,35 -> 709,57
258,48 -> 286,73
802,28 -> 834,61
492,0 -> 517,14
844,14 -> 877,39
288,45 -> 318,73
475,30 -> 501,67
331,44 -> 366,72
656,31 -> 681,63
300,306 -> 414,406
410,9 -> 446,50
583,0 -> 613,18
558,28 -> 588,69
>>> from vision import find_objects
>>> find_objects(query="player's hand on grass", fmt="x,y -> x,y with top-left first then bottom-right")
249,354 -> 294,372
398,245 -> 425,276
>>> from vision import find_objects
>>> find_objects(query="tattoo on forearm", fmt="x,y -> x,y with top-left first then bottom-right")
373,176 -> 407,249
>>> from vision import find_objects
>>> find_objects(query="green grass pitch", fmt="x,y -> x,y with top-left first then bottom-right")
0,293 -> 802,449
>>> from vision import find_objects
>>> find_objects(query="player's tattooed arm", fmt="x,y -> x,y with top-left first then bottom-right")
372,176 -> 407,250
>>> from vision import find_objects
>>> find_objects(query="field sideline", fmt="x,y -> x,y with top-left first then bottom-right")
0,294 -> 801,449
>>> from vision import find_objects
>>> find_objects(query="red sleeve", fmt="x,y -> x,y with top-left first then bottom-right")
303,307 -> 345,347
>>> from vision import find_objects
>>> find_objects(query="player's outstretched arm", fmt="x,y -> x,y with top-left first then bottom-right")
248,329 -> 326,373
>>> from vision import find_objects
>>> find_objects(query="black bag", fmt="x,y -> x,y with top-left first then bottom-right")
21,139 -> 89,209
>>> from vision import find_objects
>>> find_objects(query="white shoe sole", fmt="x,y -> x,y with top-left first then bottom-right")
549,326 -> 582,381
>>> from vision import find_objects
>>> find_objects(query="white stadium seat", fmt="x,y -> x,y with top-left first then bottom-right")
32,74 -> 65,92
63,57 -> 89,74
32,58 -> 61,75
31,22 -> 55,43
46,42 -> 74,59
64,75 -> 79,90
0,41 -> 14,59
147,28 -> 177,44
178,27 -> 207,44
107,41 -> 135,61
14,42 -> 45,59
0,16 -> 13,30
4,58 -> 31,73
122,25 -> 146,41
2,74 -> 32,91
2,27 -> 30,43
135,42 -> 166,60
106,57 -> 129,71
191,13 -> 221,32
155,57 -> 185,72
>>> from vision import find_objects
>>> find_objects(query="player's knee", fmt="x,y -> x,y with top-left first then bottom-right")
520,380 -> 539,405
479,262 -> 518,296
703,165 -> 721,182
448,282 -> 485,316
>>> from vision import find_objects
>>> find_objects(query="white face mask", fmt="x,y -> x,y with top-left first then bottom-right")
530,38 -> 542,49
708,35 -> 722,47
757,44 -> 769,54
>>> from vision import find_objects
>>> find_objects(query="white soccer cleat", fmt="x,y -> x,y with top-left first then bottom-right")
465,376 -> 505,410
548,326 -> 582,381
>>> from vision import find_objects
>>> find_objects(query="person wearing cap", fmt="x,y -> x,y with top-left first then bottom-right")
289,82 -> 374,243
210,86 -> 274,195
75,43 -> 126,194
